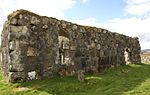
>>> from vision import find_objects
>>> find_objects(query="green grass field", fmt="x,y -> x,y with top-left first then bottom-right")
0,63 -> 150,95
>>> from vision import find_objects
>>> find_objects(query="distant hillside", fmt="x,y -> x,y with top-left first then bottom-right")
141,49 -> 150,53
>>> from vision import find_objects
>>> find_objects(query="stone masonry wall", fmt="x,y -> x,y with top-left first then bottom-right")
1,10 -> 141,82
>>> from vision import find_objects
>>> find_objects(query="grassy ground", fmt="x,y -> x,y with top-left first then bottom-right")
0,63 -> 150,95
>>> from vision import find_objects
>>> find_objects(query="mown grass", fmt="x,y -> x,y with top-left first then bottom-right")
0,63 -> 150,95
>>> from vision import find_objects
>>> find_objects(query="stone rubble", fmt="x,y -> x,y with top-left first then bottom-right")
1,10 -> 141,82
141,55 -> 150,63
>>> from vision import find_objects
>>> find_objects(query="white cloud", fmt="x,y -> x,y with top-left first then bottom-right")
71,18 -> 103,27
125,0 -> 150,16
105,17 -> 150,49
0,0 -> 76,19
126,0 -> 150,4
140,40 -> 150,49
81,0 -> 88,3
104,17 -> 150,36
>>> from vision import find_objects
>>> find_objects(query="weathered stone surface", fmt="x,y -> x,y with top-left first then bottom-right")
77,70 -> 85,82
1,9 -> 141,83
10,18 -> 18,25
31,16 -> 40,25
8,72 -> 26,82
141,56 -> 150,63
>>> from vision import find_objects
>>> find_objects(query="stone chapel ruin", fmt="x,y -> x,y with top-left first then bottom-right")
1,10 -> 141,82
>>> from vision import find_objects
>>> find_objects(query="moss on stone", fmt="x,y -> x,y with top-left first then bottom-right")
8,9 -> 40,20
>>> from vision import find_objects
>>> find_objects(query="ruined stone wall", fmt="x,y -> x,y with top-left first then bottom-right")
1,10 -> 141,82
141,53 -> 150,63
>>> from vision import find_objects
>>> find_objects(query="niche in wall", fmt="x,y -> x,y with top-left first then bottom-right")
58,36 -> 71,65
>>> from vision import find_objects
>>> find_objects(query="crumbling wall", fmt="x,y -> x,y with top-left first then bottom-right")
1,10 -> 141,82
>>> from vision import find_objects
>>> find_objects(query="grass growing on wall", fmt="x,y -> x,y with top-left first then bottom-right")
0,63 -> 150,95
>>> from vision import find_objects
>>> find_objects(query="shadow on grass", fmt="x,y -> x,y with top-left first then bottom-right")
13,63 -> 150,95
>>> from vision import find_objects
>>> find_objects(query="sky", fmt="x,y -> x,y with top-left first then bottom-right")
0,0 -> 150,49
